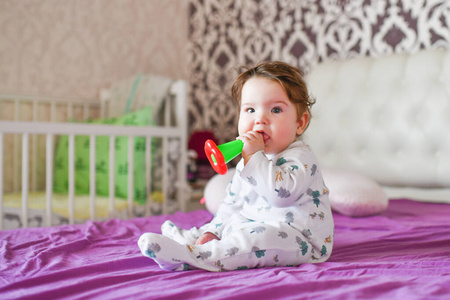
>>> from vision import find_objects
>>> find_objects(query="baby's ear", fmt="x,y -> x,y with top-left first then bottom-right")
296,112 -> 310,135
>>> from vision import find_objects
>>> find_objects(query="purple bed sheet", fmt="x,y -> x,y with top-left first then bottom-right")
1,199 -> 449,300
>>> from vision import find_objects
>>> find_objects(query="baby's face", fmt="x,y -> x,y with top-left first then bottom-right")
238,77 -> 304,154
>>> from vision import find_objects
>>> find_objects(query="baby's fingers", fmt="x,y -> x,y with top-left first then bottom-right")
238,131 -> 263,141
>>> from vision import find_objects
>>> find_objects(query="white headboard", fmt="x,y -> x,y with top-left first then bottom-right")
305,49 -> 450,201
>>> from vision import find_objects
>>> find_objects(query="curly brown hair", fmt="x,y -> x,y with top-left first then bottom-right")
231,61 -> 315,129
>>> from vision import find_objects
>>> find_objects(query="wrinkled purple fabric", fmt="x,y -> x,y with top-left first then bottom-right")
1,199 -> 449,299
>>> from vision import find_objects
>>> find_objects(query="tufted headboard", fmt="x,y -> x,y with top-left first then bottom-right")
305,49 -> 450,202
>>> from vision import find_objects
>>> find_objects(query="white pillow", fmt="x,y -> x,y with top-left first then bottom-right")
202,169 -> 236,215
322,168 -> 389,217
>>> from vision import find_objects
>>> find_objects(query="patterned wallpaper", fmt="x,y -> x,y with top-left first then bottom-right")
187,0 -> 450,143
0,0 -> 189,100
2,0 -> 450,143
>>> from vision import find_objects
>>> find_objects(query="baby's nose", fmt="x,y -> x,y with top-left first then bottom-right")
255,112 -> 268,124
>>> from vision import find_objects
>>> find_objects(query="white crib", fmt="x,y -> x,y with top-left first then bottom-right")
0,78 -> 188,230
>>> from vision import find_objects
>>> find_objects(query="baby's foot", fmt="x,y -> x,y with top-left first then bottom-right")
161,220 -> 198,245
195,232 -> 220,245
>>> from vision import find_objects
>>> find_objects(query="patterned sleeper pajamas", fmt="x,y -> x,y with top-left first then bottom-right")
139,140 -> 334,271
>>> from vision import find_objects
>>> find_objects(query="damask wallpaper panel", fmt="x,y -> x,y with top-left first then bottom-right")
187,0 -> 450,143
0,0 -> 189,100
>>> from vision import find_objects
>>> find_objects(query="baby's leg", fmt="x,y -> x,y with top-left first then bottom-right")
197,219 -> 313,271
138,232 -> 221,271
139,216 -> 313,272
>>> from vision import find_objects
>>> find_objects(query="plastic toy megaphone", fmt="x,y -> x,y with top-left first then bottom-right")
204,139 -> 243,175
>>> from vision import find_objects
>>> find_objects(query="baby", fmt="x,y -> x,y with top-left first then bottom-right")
138,61 -> 334,271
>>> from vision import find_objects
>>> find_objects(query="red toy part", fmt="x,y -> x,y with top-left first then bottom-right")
204,139 -> 228,175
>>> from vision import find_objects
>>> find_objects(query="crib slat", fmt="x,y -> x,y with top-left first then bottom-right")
31,101 -> 38,191
0,133 -> 4,230
173,80 -> 188,213
83,103 -> 89,120
13,133 -> 19,192
162,136 -> 168,215
68,103 -> 73,121
145,137 -> 152,217
109,136 -> 115,216
68,134 -> 75,224
89,135 -> 96,220
165,95 -> 171,126
177,138 -> 187,212
13,99 -> 20,192
100,97 -> 106,119
22,133 -> 29,228
50,101 -> 56,122
31,134 -> 37,192
46,134 -> 53,227
127,136 -> 134,216
14,98 -> 20,121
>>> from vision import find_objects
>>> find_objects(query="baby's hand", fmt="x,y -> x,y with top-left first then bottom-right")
195,232 -> 220,245
237,131 -> 265,165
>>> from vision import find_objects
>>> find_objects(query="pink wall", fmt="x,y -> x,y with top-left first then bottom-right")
0,0 -> 189,100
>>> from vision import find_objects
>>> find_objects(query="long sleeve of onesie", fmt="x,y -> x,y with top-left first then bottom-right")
240,151 -> 312,208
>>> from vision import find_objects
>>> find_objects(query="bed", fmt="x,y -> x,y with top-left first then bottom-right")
0,75 -> 188,230
0,200 -> 449,299
1,49 -> 449,299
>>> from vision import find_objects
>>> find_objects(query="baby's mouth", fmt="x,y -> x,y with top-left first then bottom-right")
258,132 -> 270,144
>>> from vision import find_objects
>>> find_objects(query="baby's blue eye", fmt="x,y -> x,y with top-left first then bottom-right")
246,108 -> 255,113
272,107 -> 282,113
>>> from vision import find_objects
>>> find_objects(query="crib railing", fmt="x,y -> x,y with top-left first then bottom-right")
0,94 -> 101,194
0,80 -> 188,230
0,121 -> 186,229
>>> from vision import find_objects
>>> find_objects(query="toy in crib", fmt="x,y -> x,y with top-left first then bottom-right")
204,139 -> 243,175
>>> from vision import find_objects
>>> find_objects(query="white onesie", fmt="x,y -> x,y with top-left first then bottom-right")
138,140 -> 334,271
